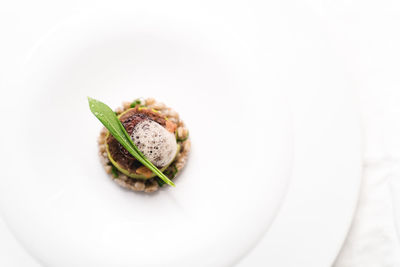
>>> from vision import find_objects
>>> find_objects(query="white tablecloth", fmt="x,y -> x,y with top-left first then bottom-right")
331,0 -> 400,264
334,89 -> 400,267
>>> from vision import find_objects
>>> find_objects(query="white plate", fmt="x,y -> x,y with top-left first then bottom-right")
0,2 -> 362,267
0,7 -> 293,267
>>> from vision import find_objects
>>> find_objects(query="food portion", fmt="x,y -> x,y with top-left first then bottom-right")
132,120 -> 177,167
96,98 -> 190,193
106,106 -> 178,179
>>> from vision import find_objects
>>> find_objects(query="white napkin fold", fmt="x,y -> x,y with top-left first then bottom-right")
334,90 -> 400,267
334,158 -> 400,267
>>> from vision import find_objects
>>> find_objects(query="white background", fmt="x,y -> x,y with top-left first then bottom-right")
1,0 -> 400,266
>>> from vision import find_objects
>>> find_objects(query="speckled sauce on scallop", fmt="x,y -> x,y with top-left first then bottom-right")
97,98 -> 190,193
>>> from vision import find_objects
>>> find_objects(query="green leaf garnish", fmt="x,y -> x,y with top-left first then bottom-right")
173,165 -> 178,176
88,97 -> 175,187
110,165 -> 119,178
155,177 -> 166,187
177,136 -> 189,142
176,130 -> 189,142
158,165 -> 179,187
130,99 -> 142,108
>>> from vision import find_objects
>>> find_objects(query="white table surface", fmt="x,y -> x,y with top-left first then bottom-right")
1,0 -> 400,266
